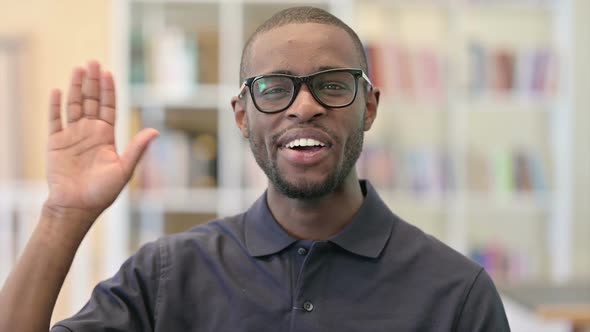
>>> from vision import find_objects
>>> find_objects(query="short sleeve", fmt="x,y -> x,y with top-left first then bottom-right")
51,239 -> 164,332
454,268 -> 511,332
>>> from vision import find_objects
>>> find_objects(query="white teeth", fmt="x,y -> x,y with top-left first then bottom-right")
285,138 -> 326,149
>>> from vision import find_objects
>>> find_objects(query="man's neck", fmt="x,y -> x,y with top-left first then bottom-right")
266,176 -> 365,240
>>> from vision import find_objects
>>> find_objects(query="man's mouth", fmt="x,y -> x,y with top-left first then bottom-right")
279,137 -> 330,165
284,138 -> 326,152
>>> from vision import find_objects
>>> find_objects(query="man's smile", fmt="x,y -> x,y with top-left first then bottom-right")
275,128 -> 334,167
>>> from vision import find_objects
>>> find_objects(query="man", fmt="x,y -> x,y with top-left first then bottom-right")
0,6 -> 510,332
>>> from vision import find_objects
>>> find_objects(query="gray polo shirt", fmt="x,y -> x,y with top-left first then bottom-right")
52,180 -> 510,331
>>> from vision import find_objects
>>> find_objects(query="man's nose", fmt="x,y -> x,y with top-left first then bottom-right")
284,84 -> 327,122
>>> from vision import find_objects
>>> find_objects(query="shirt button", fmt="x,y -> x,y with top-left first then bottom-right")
297,247 -> 308,256
303,301 -> 314,312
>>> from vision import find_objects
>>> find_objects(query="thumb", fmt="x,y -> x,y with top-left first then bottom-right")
121,128 -> 159,178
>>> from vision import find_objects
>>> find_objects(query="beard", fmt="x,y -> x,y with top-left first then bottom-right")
248,121 -> 364,200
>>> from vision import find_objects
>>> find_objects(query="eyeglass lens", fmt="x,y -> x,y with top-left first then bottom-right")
251,71 -> 357,112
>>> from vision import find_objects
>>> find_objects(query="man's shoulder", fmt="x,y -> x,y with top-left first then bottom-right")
164,211 -> 247,245
155,212 -> 249,259
387,214 -> 482,278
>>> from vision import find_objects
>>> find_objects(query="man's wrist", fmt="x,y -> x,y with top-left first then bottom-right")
39,203 -> 102,244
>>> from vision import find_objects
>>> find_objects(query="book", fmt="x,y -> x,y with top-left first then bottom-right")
364,41 -> 445,103
188,133 -> 217,188
150,26 -> 197,98
492,49 -> 516,94
468,41 -> 487,96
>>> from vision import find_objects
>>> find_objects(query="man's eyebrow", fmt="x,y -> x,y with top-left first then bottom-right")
266,70 -> 293,75
316,65 -> 341,72
265,66 -> 345,76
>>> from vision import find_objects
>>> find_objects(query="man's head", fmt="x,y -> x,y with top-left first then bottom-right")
239,6 -> 369,83
231,7 -> 379,200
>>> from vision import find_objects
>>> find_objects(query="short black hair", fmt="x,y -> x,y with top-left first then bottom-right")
239,6 -> 368,83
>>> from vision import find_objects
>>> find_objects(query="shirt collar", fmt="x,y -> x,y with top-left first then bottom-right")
244,192 -> 297,257
328,180 -> 395,258
244,180 -> 395,259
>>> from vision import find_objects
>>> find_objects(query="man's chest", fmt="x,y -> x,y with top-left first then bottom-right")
154,242 -> 461,331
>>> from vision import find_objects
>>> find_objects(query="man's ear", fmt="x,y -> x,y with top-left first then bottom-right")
363,87 -> 380,131
231,96 -> 249,138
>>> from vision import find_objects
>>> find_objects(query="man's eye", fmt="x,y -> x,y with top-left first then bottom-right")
262,87 -> 289,95
319,82 -> 349,90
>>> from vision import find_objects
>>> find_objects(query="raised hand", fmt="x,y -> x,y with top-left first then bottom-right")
0,61 -> 159,332
45,61 -> 158,218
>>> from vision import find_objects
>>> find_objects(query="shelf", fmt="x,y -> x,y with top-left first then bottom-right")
462,191 -> 551,214
455,95 -> 557,112
378,96 -> 448,111
117,0 -> 576,283
131,187 -> 219,214
379,190 -> 449,209
130,0 -> 221,4
459,0 -> 556,13
130,84 -> 224,109
376,96 -> 556,113
360,0 -> 554,12
357,0 -> 452,11
130,187 -> 271,215
357,189 -> 551,214
0,181 -> 47,206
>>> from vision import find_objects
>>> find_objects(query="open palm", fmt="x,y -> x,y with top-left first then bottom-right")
45,61 -> 158,214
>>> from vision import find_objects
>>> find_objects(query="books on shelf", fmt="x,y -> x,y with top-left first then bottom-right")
355,145 -> 548,198
469,242 -> 537,284
467,147 -> 549,195
129,26 -> 219,94
151,26 -> 198,99
365,42 -> 446,104
120,0 -> 572,285
357,146 -> 455,196
136,130 -> 218,190
189,134 -> 217,188
364,40 -> 558,103
468,41 -> 558,99
356,144 -> 397,189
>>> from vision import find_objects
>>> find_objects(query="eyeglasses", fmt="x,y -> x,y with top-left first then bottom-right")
238,68 -> 373,114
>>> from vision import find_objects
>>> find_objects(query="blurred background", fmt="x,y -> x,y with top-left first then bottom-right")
0,0 -> 589,330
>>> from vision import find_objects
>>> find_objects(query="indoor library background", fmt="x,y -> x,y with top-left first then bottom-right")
0,0 -> 589,330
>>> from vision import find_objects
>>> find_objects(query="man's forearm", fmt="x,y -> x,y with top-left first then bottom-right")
0,204 -> 98,332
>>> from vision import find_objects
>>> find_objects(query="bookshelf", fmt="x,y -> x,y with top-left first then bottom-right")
113,0 -> 574,285
351,0 -> 573,285
113,0 -> 337,253
0,38 -> 28,284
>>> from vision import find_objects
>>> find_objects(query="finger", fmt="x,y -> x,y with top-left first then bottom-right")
121,128 -> 160,179
48,89 -> 63,134
82,60 -> 101,118
66,67 -> 85,123
99,71 -> 116,125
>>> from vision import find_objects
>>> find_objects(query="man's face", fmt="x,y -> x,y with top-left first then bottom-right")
233,23 -> 378,200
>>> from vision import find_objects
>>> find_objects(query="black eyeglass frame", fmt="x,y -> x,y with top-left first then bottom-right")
238,68 -> 374,114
